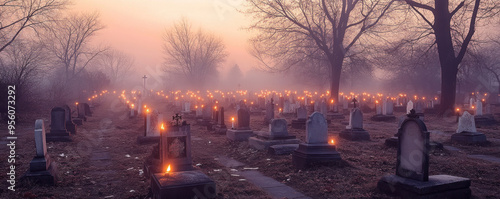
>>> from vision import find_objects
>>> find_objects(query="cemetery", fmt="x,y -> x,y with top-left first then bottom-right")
1,89 -> 500,199
2,1 -> 500,199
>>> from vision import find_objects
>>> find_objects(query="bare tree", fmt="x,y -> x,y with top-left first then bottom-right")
244,0 -> 396,102
0,0 -> 67,53
399,0 -> 499,114
163,18 -> 227,88
99,49 -> 134,85
47,12 -> 106,81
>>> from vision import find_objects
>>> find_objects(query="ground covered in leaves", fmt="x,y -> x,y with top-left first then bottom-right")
1,94 -> 499,199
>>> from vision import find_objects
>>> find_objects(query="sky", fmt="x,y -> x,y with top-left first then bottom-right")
71,0 -> 256,75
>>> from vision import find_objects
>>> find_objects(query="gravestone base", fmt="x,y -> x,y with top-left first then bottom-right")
226,129 -> 254,142
327,112 -> 345,120
151,170 -> 216,199
385,137 -> 398,147
214,125 -> 227,134
451,131 -> 488,145
370,114 -> 396,122
268,144 -> 299,155
292,143 -> 341,169
339,129 -> 370,141
291,119 -> 306,129
65,121 -> 77,134
474,115 -> 497,126
46,130 -> 72,142
248,135 -> 300,150
21,158 -> 57,186
137,136 -> 160,145
72,118 -> 83,126
377,174 -> 471,199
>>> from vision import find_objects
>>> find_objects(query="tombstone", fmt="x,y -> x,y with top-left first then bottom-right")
21,119 -> 58,185
371,100 -> 396,122
340,108 -> 370,141
151,122 -> 216,199
283,100 -> 293,114
376,102 -> 382,115
292,112 -> 341,169
195,106 -> 202,118
226,109 -> 254,141
319,101 -> 328,117
62,105 -> 77,134
137,110 -> 161,145
264,99 -> 274,124
475,100 -> 483,116
249,119 -> 300,151
291,106 -> 307,129
82,103 -> 92,116
46,107 -> 71,142
451,111 -> 487,144
214,107 -> 227,134
182,102 -> 191,113
378,110 -> 471,198
382,100 -> 394,115
469,98 -> 475,108
406,100 -> 414,114
77,103 -> 86,121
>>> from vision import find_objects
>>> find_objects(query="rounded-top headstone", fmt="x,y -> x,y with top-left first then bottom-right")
34,119 -> 47,157
269,118 -> 288,137
306,112 -> 328,144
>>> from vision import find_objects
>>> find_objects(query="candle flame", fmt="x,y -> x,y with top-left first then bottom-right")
146,109 -> 150,113
456,108 -> 460,112
231,117 -> 235,121
161,123 -> 165,130
330,139 -> 335,145
166,164 -> 171,173
75,102 -> 79,105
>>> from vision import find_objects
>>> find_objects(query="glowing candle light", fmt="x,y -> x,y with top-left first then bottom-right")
231,117 -> 235,129
330,139 -> 335,145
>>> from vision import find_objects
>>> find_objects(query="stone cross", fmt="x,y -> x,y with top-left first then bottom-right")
172,113 -> 182,126
352,98 -> 358,108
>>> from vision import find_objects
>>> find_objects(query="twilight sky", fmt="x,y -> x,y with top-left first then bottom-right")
71,0 -> 255,74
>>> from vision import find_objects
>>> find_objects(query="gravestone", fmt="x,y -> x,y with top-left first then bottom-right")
451,111 -> 487,144
292,112 -> 341,169
406,101 -> 414,114
264,99 -> 274,124
383,100 -> 394,115
226,109 -> 254,141
371,100 -> 396,122
77,103 -> 86,121
138,110 -> 162,145
62,105 -> 77,134
21,119 -> 57,185
46,107 -> 71,142
283,100 -> 293,114
340,108 -> 370,141
378,110 -> 471,198
249,119 -> 299,150
214,107 -> 227,134
376,102 -> 382,115
82,103 -> 92,116
152,122 -> 216,199
475,100 -> 482,116
291,106 -> 307,129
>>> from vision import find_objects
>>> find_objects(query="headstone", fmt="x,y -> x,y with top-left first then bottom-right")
406,101 -> 414,114
383,100 -> 394,115
475,100 -> 483,116
249,119 -> 299,150
292,112 -> 341,169
319,101 -> 328,117
340,108 -> 370,141
62,105 -> 76,134
21,119 -> 57,185
451,111 -> 487,144
469,98 -> 474,108
264,100 -> 274,124
183,102 -> 191,112
237,108 -> 250,130
378,110 -> 471,198
296,107 -> 307,120
82,103 -> 92,116
456,111 -> 476,133
305,112 -> 328,144
415,102 -> 424,114
268,118 -> 289,138
77,103 -> 86,120
376,102 -> 382,115
160,123 -> 193,171
283,100 -> 293,113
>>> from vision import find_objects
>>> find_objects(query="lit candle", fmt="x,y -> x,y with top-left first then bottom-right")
164,164 -> 171,177
231,117 -> 235,129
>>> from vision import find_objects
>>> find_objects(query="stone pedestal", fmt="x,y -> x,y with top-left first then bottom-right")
21,155 -> 57,185
226,129 -> 254,141
214,124 -> 227,134
370,114 -> 396,122
339,128 -> 370,141
46,130 -> 72,142
377,174 -> 471,199
451,131 -> 487,145
291,119 -> 306,129
137,136 -> 160,145
474,115 -> 497,127
151,170 -> 216,199
268,144 -> 299,155
292,143 -> 341,169
248,132 -> 300,150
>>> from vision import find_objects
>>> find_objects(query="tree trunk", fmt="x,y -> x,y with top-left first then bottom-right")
329,50 -> 344,104
434,0 -> 458,115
